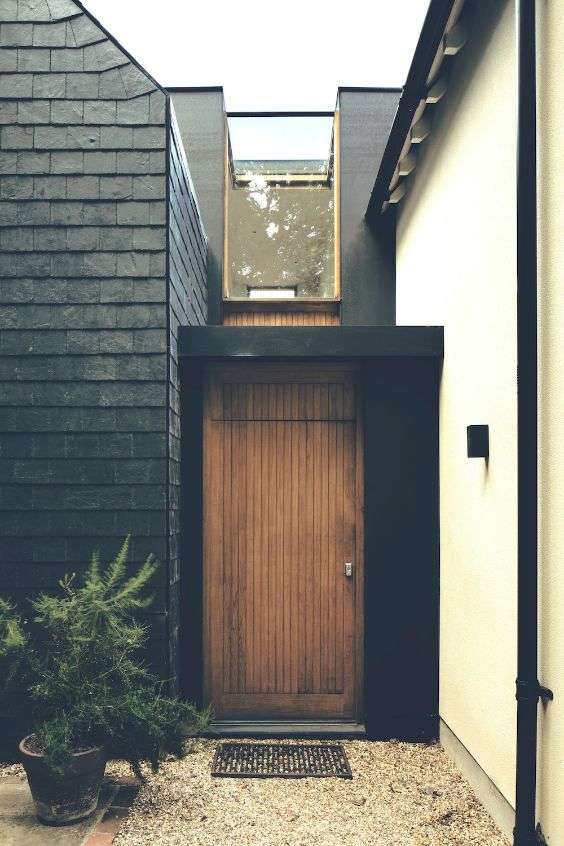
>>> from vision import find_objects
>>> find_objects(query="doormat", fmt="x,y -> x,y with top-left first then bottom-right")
211,742 -> 352,779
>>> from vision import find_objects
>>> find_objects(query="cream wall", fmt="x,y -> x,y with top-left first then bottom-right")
396,0 -> 518,809
537,1 -> 564,843
396,0 -> 564,839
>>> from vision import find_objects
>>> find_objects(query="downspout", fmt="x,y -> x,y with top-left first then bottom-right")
514,1 -> 553,845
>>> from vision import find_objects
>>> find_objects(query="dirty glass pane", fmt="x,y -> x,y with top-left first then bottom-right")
226,116 -> 337,300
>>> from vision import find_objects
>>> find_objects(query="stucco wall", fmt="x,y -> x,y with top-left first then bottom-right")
537,1 -> 564,843
396,0 -> 518,808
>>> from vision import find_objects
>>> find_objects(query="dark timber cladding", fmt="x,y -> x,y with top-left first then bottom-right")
0,0 -> 207,741
337,89 -> 400,325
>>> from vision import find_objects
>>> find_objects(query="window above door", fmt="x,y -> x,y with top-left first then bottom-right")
224,114 -> 340,303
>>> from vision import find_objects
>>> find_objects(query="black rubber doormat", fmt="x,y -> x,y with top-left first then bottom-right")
211,742 -> 352,779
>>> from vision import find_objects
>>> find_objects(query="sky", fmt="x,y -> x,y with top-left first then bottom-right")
228,116 -> 336,161
83,0 -> 430,112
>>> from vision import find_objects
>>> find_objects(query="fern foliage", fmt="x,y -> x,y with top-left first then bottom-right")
1,537 -> 210,776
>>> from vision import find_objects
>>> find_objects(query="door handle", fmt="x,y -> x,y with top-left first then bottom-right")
344,562 -> 353,578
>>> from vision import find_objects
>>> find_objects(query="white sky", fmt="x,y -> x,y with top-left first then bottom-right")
83,0 -> 430,111
229,116 -> 335,161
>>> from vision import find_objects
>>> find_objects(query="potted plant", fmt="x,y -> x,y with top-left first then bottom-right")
0,537 -> 209,825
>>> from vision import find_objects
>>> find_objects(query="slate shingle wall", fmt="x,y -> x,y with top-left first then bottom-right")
0,0 -> 207,731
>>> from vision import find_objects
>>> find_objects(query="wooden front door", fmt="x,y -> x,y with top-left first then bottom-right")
203,364 -> 363,722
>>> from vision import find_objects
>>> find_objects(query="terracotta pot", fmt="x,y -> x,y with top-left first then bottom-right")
19,735 -> 107,825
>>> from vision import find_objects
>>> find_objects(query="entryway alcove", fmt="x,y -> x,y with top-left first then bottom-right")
179,326 -> 442,739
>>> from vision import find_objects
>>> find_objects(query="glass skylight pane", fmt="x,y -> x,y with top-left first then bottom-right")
228,116 -> 334,168
225,114 -> 337,301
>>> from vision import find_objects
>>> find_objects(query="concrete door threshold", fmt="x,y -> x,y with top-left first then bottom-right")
205,721 -> 366,739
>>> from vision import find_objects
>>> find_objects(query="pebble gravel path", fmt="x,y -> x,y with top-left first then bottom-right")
108,739 -> 509,846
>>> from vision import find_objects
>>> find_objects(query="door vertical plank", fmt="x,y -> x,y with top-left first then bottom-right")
273,419 -> 281,692
283,414 -> 292,692
237,416 -> 247,693
236,417 -> 246,693
262,413 -> 269,694
354,380 -> 365,715
312,415 -> 322,693
246,410 -> 255,693
281,419 -> 287,692
267,393 -> 276,693
304,410 -> 314,693
222,399 -> 232,695
343,417 -> 356,713
335,419 -> 345,694
253,406 -> 262,693
229,419 -> 238,693
290,402 -> 299,692
327,420 -> 337,692
275,389 -> 284,692
282,386 -> 292,693
261,414 -> 269,694
320,401 -> 329,692
297,418 -> 307,694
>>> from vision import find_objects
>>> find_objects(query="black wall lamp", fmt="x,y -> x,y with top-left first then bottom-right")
467,425 -> 489,458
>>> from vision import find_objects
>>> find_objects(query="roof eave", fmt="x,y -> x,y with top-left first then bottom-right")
365,0 -> 463,222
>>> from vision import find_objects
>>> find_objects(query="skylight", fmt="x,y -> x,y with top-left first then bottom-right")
227,115 -> 334,176
224,113 -> 338,301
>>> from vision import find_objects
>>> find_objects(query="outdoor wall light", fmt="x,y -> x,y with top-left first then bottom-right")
467,425 -> 489,458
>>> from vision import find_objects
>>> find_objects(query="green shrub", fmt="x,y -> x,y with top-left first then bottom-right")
0,537 -> 210,777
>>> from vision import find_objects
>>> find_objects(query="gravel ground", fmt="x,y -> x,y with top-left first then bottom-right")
0,764 -> 24,780
105,739 -> 509,846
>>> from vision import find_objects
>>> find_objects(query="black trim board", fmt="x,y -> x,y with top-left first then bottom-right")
179,326 -> 443,360
363,359 -> 439,741
180,351 -> 440,741
167,86 -> 224,93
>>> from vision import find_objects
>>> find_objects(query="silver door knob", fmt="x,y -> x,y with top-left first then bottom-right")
344,562 -> 353,577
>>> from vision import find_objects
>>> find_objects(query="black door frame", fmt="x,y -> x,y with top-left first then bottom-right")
179,351 -> 440,741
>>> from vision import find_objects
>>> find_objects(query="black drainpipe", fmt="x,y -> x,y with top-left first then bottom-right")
514,1 -> 553,845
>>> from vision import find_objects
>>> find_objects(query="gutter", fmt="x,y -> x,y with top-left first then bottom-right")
514,1 -> 553,844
